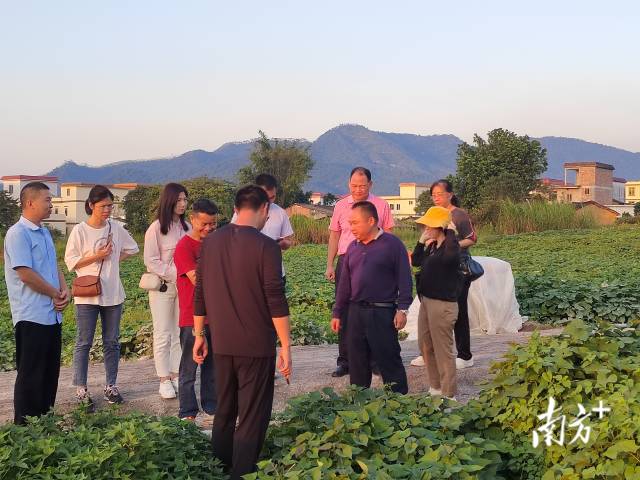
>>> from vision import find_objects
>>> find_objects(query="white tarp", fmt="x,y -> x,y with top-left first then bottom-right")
404,256 -> 523,340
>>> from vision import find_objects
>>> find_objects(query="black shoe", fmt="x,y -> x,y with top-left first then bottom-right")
104,385 -> 124,404
76,388 -> 96,413
331,366 -> 349,377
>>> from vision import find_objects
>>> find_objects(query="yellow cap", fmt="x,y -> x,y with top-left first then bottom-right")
415,206 -> 451,229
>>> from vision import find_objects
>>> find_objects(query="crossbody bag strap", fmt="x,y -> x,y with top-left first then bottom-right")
96,221 -> 112,279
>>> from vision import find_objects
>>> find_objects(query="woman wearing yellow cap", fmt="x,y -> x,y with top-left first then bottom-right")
411,206 -> 463,400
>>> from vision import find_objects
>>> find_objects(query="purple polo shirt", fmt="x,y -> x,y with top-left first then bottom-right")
332,230 -> 413,317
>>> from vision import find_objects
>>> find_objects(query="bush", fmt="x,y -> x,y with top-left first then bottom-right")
252,387 -> 538,479
616,212 -> 640,225
249,319 -> 640,479
0,409 -> 227,479
472,319 -> 640,478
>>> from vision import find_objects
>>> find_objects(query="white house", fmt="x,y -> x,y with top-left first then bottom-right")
1,175 -> 60,201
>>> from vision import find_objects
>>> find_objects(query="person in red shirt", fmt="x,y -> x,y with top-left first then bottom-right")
174,198 -> 219,420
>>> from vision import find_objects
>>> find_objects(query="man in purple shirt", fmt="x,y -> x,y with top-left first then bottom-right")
330,201 -> 412,394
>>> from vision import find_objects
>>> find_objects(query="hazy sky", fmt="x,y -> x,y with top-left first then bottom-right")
1,1 -> 639,175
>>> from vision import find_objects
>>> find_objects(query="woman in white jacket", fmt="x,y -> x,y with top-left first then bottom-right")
144,183 -> 190,399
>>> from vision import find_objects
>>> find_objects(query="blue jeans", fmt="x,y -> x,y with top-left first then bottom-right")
179,327 -> 216,417
72,304 -> 122,387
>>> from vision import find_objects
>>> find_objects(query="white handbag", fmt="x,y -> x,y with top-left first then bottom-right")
139,273 -> 165,291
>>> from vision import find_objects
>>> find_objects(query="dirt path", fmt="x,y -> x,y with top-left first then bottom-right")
0,328 -> 562,426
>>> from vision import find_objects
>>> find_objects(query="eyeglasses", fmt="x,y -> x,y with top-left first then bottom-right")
431,193 -> 449,198
96,204 -> 114,210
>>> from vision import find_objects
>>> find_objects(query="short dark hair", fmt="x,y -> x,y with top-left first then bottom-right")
85,185 -> 114,215
235,184 -> 269,211
191,198 -> 219,216
255,173 -> 278,191
20,182 -> 50,208
350,167 -> 372,182
158,183 -> 189,235
352,200 -> 379,223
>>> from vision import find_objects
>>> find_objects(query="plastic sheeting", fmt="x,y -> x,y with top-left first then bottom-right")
404,256 -> 523,340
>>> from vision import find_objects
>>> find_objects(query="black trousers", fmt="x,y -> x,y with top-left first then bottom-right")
211,354 -> 275,480
347,304 -> 408,394
454,278 -> 473,361
335,255 -> 349,369
14,321 -> 62,425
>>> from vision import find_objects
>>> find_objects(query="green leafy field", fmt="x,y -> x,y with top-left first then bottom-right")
3,319 -> 638,479
1,224 -> 639,371
473,225 -> 640,324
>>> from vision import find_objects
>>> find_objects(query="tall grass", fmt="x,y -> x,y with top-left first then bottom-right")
290,215 -> 331,245
491,200 -> 597,235
289,215 -> 420,245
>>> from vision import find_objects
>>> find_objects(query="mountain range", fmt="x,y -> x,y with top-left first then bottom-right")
47,124 -> 640,195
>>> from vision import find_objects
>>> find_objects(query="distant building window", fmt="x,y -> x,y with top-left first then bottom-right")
630,187 -> 636,196
409,200 -> 413,205
396,204 -> 400,210
568,194 -> 572,201
8,185 -> 13,194
584,188 -> 590,195
64,208 -> 68,216
390,204 -> 394,210
66,188 -> 70,196
54,208 -> 58,214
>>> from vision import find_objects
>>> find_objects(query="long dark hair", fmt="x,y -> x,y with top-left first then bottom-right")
430,179 -> 460,208
158,183 -> 189,235
85,185 -> 114,215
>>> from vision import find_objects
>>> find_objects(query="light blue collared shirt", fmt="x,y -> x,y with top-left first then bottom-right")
3,216 -> 62,326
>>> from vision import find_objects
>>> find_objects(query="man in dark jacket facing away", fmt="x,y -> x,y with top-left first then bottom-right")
192,185 -> 292,479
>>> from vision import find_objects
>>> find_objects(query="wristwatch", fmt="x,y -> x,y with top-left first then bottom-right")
192,328 -> 207,337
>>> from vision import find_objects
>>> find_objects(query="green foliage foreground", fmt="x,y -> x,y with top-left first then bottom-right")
250,319 -> 639,479
0,410 -> 226,480
2,319 -> 636,479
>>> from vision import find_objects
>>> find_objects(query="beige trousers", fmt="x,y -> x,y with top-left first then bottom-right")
148,282 -> 181,377
417,296 -> 458,397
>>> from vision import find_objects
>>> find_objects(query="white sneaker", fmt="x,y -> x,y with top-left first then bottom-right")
159,380 -> 177,399
456,358 -> 474,370
446,396 -> 458,402
428,387 -> 442,396
410,355 -> 425,367
171,378 -> 179,394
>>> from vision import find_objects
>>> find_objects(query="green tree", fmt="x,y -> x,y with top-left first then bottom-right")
122,178 -> 238,234
454,128 -> 548,210
634,202 -> 640,216
238,131 -> 314,208
478,172 -> 529,204
182,177 -> 236,221
122,184 -> 162,235
0,191 -> 20,235
414,190 -> 433,214
322,192 -> 338,206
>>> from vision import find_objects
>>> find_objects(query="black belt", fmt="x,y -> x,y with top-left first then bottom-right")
356,301 -> 397,309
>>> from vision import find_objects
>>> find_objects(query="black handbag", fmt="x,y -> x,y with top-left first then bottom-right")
460,253 -> 484,282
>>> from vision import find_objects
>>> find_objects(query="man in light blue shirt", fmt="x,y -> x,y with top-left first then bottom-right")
4,182 -> 69,424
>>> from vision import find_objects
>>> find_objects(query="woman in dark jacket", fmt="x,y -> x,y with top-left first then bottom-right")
411,206 -> 463,400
